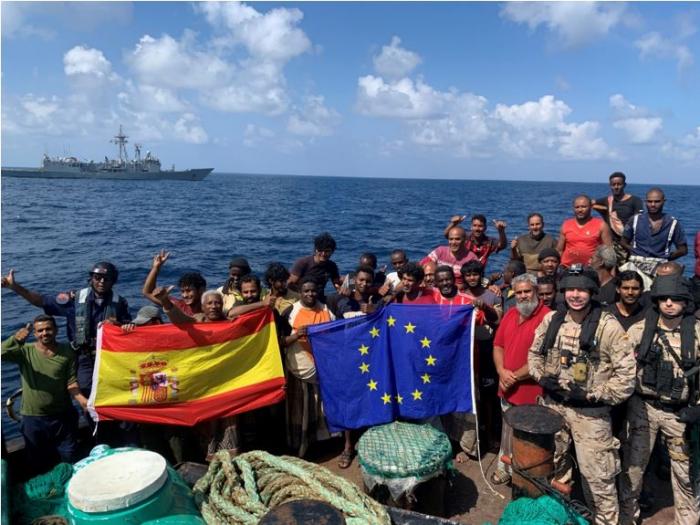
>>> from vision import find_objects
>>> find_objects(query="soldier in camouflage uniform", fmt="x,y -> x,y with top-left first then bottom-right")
619,274 -> 700,525
528,266 -> 636,525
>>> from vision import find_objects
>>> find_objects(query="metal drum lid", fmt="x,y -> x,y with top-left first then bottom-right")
503,404 -> 563,435
67,449 -> 168,513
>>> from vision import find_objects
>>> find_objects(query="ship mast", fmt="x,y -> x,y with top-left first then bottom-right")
111,125 -> 129,162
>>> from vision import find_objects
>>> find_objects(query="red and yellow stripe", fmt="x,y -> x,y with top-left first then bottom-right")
90,309 -> 285,426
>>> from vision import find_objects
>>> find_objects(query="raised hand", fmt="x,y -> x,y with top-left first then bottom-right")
153,285 -> 175,301
493,219 -> 507,230
15,323 -> 32,343
450,215 -> 466,225
1,269 -> 17,289
152,250 -> 171,269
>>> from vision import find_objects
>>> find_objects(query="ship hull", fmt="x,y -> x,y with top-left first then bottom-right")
1,167 -> 213,181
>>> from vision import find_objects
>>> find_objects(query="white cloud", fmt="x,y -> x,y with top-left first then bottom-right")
494,95 -> 571,130
287,96 -> 341,137
500,2 -> 627,47
197,1 -> 311,62
662,126 -> 700,163
173,114 -> 208,144
64,46 -> 113,78
609,94 -> 663,144
613,118 -> 662,144
558,121 -> 614,159
357,76 -> 453,119
373,36 -> 422,79
135,85 -> 188,113
21,95 -> 60,122
635,32 -> 693,70
126,33 -> 233,90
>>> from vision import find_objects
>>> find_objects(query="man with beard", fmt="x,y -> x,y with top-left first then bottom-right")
491,274 -> 550,484
593,172 -> 644,263
1,315 -> 87,475
385,262 -> 435,304
528,266 -> 635,525
511,213 -> 558,273
422,226 -> 478,290
142,250 -> 207,317
619,275 -> 700,525
537,276 -> 556,309
621,188 -> 688,286
606,270 -> 648,331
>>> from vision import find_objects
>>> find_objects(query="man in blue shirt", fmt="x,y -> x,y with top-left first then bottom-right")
620,188 -> 688,286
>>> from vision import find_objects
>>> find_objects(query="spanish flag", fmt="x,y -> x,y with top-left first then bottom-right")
88,309 -> 285,426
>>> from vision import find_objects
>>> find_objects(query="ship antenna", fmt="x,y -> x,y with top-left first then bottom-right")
134,143 -> 142,162
111,125 -> 129,162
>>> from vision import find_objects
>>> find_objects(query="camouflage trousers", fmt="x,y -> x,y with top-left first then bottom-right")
541,397 -> 620,525
619,395 -> 700,525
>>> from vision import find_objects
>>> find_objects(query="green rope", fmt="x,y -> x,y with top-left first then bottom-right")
193,450 -> 391,525
11,463 -> 73,525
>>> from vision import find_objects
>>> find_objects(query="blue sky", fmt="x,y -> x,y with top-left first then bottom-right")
2,1 -> 699,183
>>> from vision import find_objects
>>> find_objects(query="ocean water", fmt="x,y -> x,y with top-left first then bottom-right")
2,173 -> 699,441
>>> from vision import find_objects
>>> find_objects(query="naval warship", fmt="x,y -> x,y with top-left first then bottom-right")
1,126 -> 213,181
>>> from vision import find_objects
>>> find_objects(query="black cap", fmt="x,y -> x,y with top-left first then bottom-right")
538,248 -> 561,262
650,274 -> 693,303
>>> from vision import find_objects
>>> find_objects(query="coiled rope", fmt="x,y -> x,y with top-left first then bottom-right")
192,450 -> 391,525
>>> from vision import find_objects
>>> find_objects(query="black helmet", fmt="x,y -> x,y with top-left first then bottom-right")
90,261 -> 118,283
558,264 -> 599,294
650,274 -> 693,303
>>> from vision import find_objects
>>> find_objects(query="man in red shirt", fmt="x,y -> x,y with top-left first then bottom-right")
384,262 -> 436,304
491,273 -> 550,484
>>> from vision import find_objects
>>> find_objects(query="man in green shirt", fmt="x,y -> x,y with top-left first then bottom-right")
2,314 -> 87,475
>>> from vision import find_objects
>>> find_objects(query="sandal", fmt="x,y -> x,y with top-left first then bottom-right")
490,470 -> 511,485
338,450 -> 355,469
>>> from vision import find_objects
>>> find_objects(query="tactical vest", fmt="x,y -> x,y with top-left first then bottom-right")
538,305 -> 603,393
636,310 -> 697,404
74,287 -> 122,349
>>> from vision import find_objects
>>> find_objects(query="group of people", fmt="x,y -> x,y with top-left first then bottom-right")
3,171 -> 700,525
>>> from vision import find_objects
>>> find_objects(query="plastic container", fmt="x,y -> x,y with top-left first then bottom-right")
66,446 -> 203,524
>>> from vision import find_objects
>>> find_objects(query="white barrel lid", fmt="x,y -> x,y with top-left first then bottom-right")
68,449 -> 169,513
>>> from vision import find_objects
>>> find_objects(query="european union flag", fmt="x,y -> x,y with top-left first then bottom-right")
307,304 -> 475,433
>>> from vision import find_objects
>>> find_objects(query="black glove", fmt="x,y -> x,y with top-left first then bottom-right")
678,405 -> 700,424
567,382 -> 589,402
539,376 -> 561,393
